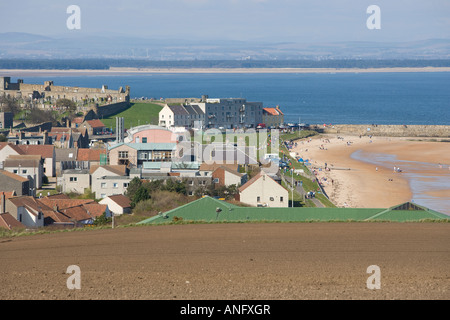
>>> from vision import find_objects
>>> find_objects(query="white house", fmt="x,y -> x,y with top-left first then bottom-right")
5,196 -> 45,228
99,194 -> 131,215
237,172 -> 289,207
159,104 -> 205,128
90,165 -> 131,199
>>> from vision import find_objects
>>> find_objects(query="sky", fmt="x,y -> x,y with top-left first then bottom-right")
1,0 -> 449,43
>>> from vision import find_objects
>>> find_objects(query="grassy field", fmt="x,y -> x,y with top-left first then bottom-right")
100,102 -> 163,130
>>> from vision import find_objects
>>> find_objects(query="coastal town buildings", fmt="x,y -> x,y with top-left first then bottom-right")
159,97 -> 266,130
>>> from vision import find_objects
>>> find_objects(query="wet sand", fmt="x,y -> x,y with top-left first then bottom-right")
291,135 -> 450,213
1,66 -> 450,77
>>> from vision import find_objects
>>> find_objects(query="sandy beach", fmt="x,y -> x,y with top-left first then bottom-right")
291,135 -> 450,213
1,66 -> 450,77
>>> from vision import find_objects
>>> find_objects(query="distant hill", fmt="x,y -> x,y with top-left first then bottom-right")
0,32 -> 449,60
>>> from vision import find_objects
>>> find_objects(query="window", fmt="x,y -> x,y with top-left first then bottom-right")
118,151 -> 128,159
123,183 -> 129,188
280,197 -> 284,202
101,194 -> 106,198
70,177 -> 78,182
113,183 -> 118,188
257,196 -> 261,202
142,137 -> 147,143
101,183 -> 107,188
13,170 -> 18,174
188,181 -> 194,185
135,137 -> 140,143
269,197 -> 274,201
214,178 -> 219,183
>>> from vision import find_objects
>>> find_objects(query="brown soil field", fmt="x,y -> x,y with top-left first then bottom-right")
0,223 -> 448,300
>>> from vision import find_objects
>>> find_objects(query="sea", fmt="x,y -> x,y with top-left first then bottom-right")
13,71 -> 450,125
12,72 -> 450,214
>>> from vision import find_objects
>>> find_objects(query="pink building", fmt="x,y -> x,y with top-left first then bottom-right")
124,125 -> 179,144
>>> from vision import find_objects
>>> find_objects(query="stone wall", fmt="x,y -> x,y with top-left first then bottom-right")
94,101 -> 131,119
314,124 -> 450,137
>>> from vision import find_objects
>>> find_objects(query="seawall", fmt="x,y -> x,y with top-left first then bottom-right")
312,124 -> 450,138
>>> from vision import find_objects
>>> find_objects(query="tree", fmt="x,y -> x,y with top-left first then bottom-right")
131,186 -> 150,208
0,95 -> 19,115
56,98 -> 77,116
164,178 -> 187,195
125,177 -> 142,200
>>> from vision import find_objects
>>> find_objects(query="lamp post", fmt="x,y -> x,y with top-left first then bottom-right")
291,169 -> 294,208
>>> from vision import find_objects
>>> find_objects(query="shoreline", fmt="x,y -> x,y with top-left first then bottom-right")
291,135 -> 450,214
1,66 -> 450,76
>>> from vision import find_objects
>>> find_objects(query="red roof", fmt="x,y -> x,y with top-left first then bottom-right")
77,149 -> 106,161
86,119 -> 106,128
83,203 -> 108,218
0,142 -> 25,155
0,191 -> 16,199
263,107 -> 283,116
16,145 -> 54,159
106,194 -> 131,208
0,213 -> 25,230
38,198 -> 95,210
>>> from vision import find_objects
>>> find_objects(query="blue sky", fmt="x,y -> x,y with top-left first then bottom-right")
1,0 -> 449,42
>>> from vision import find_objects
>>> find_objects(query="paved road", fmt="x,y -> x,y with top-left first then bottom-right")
282,174 -> 325,208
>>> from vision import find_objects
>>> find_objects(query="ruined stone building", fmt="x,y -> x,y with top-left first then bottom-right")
0,77 -> 130,105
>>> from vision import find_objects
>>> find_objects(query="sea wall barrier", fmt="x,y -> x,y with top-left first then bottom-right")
311,124 -> 450,138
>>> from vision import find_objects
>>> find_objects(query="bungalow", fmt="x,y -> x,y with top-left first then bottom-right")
237,172 -> 289,207
99,194 -> 131,215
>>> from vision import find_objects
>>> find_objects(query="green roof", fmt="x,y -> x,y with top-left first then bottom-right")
137,198 -> 449,225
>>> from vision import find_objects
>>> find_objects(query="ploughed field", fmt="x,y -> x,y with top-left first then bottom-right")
0,223 -> 448,300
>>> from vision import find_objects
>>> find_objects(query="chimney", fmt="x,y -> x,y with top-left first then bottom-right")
43,130 -> 48,144
53,204 -> 58,212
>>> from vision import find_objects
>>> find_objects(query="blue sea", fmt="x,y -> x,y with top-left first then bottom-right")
13,72 -> 450,125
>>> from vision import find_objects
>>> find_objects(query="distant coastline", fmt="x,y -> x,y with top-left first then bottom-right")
2,66 -> 450,76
